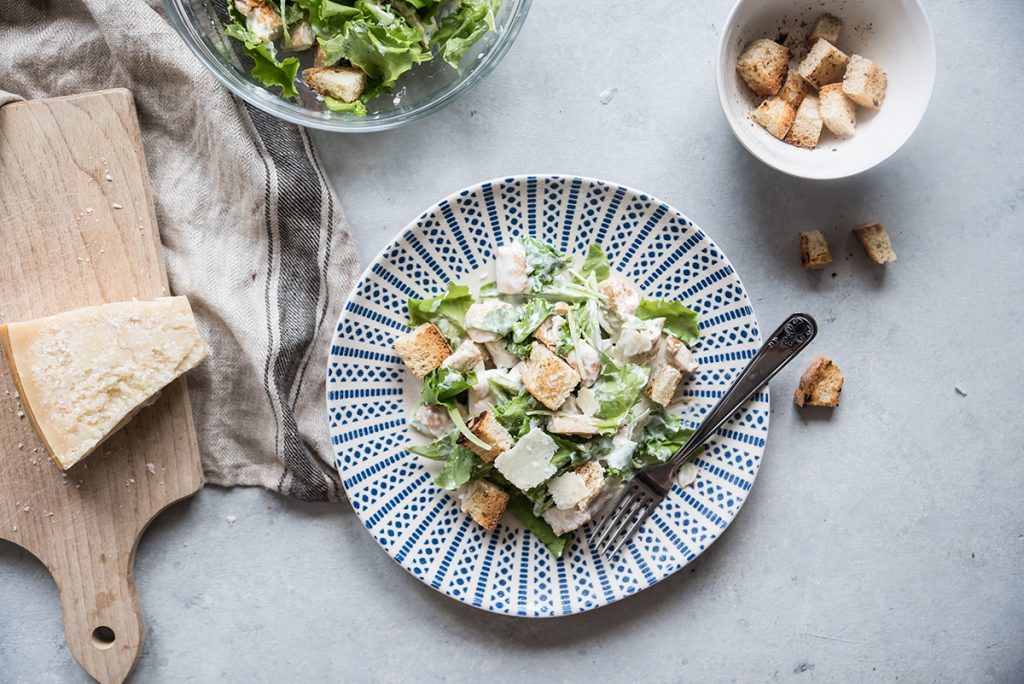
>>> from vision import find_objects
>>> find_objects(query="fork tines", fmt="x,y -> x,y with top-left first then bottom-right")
590,479 -> 662,558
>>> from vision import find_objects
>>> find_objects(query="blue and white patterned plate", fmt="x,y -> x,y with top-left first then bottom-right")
326,175 -> 768,617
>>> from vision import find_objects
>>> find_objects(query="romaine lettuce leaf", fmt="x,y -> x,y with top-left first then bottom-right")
637,299 -> 700,347
324,97 -> 368,115
493,391 -> 541,439
317,0 -> 429,88
521,237 -> 571,289
591,361 -> 650,429
408,282 -> 473,346
293,0 -> 360,36
408,431 -> 458,460
580,243 -> 611,282
470,302 -> 520,336
633,409 -> 697,469
224,5 -> 301,98
431,0 -> 498,68
434,445 -> 478,490
510,298 -> 553,343
421,366 -> 476,405
506,494 -> 569,558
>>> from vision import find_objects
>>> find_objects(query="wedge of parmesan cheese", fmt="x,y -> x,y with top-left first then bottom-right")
494,427 -> 557,491
0,297 -> 210,469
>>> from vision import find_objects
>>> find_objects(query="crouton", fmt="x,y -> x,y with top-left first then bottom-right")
736,39 -> 790,97
283,19 -> 316,52
575,461 -> 605,505
459,411 -> 514,462
778,69 -> 809,109
808,13 -> 842,45
785,95 -> 823,149
819,83 -> 856,137
853,222 -> 897,264
522,344 -> 581,410
794,356 -> 844,407
646,365 -> 683,406
798,39 -> 850,89
303,66 -> 368,103
547,460 -> 606,511
842,54 -> 888,110
799,230 -> 833,269
752,96 -> 796,140
442,339 -> 487,372
461,479 -> 509,532
393,323 -> 451,378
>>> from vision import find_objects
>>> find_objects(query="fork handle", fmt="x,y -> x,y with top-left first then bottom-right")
667,313 -> 818,472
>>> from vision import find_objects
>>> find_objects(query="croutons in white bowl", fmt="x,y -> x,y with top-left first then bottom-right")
716,0 -> 936,179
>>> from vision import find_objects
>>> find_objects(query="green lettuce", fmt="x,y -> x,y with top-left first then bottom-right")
421,366 -> 476,405
506,494 -> 569,558
324,97 -> 368,115
510,298 -> 553,343
408,282 -> 473,346
493,391 -> 541,439
636,299 -> 700,347
434,445 -> 479,490
470,303 -> 519,336
431,0 -> 498,68
317,0 -> 430,88
633,410 -> 697,470
292,0 -> 360,35
224,4 -> 301,98
591,361 -> 650,429
580,243 -> 611,282
521,237 -> 571,289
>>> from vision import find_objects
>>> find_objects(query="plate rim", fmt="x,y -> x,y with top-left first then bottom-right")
326,173 -> 769,617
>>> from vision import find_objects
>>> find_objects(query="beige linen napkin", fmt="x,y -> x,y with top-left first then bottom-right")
1,0 -> 358,501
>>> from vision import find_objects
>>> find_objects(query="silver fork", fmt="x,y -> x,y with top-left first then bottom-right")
590,313 -> 818,558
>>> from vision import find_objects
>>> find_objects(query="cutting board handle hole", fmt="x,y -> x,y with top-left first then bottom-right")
91,626 -> 116,650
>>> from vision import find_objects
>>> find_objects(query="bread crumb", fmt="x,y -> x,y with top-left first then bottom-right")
226,515 -> 238,525
955,385 -> 967,397
112,203 -> 123,210
146,463 -> 157,475
795,356 -> 844,407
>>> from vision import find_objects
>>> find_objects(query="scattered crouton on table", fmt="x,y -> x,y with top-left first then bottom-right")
799,230 -> 833,270
853,222 -> 897,264
795,356 -> 844,407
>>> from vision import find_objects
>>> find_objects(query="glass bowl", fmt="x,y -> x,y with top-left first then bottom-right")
162,0 -> 532,132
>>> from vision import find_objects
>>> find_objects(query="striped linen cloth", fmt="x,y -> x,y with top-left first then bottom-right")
1,0 -> 358,501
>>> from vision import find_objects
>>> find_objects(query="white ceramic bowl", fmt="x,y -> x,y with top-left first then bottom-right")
716,0 -> 936,179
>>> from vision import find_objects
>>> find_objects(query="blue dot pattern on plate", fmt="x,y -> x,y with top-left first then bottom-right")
326,175 -> 769,617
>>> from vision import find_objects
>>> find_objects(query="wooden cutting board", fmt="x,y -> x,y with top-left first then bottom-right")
0,90 -> 204,683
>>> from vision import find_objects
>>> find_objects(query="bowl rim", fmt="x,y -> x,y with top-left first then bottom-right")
326,172 -> 770,617
714,0 -> 937,180
161,0 -> 532,133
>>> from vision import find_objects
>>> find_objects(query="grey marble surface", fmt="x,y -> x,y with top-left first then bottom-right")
3,1 -> 1023,681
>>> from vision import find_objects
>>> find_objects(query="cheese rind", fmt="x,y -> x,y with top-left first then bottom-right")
1,297 -> 210,469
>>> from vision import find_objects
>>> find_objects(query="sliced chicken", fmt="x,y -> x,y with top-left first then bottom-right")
484,340 -> 519,368
465,300 -> 515,343
543,506 -> 591,536
665,335 -> 700,376
442,339 -> 487,372
617,317 -> 664,359
547,413 -> 599,436
495,242 -> 530,294
533,315 -> 566,350
411,404 -> 453,438
598,277 -> 640,322
237,0 -> 283,42
283,19 -> 316,52
567,339 -> 600,387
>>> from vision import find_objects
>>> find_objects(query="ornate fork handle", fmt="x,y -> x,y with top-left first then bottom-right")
638,313 -> 818,495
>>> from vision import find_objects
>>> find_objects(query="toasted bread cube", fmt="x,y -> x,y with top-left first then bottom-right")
785,95 -> 823,149
459,411 -> 514,462
842,54 -> 888,110
646,365 -> 683,407
808,13 -> 842,45
778,69 -> 809,109
794,356 -> 844,407
798,39 -> 850,89
522,344 -> 580,410
799,229 -> 833,270
736,39 -> 790,97
393,323 -> 451,378
853,222 -> 897,264
665,335 -> 699,376
819,83 -> 856,137
752,97 -> 796,140
303,66 -> 367,103
461,480 -> 509,532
